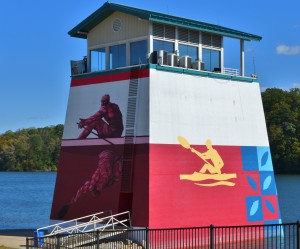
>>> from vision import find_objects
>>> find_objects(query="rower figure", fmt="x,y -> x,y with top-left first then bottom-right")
191,139 -> 224,174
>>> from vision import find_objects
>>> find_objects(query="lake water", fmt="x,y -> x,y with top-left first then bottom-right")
0,172 -> 299,229
0,172 -> 56,230
275,174 -> 300,223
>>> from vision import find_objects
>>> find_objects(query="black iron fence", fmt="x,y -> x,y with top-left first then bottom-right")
26,221 -> 300,249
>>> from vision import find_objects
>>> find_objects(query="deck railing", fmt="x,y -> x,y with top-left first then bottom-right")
27,221 -> 300,249
223,67 -> 239,76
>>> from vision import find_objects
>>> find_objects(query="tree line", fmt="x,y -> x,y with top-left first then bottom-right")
0,124 -> 63,171
0,88 -> 299,173
262,88 -> 300,174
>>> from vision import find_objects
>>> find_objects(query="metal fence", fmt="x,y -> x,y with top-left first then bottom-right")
26,221 -> 300,249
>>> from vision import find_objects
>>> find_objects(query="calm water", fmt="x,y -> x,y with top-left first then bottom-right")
0,172 -> 56,229
275,174 -> 300,223
0,173 -> 299,229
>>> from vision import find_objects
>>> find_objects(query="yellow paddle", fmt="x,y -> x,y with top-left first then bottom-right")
177,136 -> 191,149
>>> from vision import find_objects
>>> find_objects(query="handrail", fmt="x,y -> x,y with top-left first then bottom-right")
36,210 -> 111,236
223,67 -> 239,76
36,210 -> 131,239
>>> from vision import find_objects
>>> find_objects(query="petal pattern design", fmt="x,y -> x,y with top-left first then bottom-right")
250,200 -> 259,216
247,176 -> 258,190
265,199 -> 275,214
261,151 -> 269,167
263,176 -> 272,191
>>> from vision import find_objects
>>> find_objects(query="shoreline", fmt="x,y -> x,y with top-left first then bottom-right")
0,229 -> 35,237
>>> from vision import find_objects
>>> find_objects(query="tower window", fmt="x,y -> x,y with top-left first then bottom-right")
90,47 -> 106,72
109,44 -> 126,69
130,40 -> 147,65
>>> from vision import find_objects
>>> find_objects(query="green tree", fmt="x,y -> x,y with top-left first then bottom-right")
0,124 -> 63,172
262,88 -> 300,173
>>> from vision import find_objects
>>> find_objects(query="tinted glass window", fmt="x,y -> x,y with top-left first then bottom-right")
91,48 -> 106,72
153,40 -> 174,53
109,44 -> 126,69
178,44 -> 198,62
130,40 -> 147,65
202,48 -> 220,71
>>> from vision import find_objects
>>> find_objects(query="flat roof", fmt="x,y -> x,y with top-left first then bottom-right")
68,1 -> 262,41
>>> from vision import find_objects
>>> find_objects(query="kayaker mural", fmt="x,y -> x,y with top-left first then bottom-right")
178,136 -> 237,187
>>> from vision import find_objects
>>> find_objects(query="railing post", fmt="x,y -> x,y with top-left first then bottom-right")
210,224 -> 215,249
297,220 -> 300,249
146,227 -> 149,249
96,230 -> 100,249
26,237 -> 29,249
128,211 -> 132,227
57,234 -> 60,249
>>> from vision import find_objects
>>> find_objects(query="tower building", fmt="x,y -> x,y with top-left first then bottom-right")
50,2 -> 281,228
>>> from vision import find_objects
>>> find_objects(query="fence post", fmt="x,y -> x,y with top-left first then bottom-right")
26,237 -> 29,249
96,230 -> 100,249
210,224 -> 215,249
57,234 -> 60,249
297,220 -> 300,249
146,227 -> 149,249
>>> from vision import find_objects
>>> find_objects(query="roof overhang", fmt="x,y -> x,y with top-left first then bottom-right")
68,1 -> 262,41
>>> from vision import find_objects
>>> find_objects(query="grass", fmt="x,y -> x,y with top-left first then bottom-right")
0,246 -> 16,249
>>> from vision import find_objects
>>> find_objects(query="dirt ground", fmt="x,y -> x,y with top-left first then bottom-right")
0,230 -> 34,249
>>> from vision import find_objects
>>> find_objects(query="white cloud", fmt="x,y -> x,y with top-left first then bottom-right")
276,44 -> 300,55
292,83 -> 300,88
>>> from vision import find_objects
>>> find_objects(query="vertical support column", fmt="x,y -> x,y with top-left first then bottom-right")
199,32 -> 202,62
126,41 -> 130,66
106,46 -> 110,70
240,39 -> 245,76
174,27 -> 179,55
149,22 -> 153,54
86,43 -> 90,73
220,36 -> 224,73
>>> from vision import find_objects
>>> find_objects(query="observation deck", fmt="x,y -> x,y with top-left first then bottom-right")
69,2 -> 261,83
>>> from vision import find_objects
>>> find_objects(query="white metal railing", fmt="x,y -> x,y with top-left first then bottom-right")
223,67 -> 239,76
36,210 -> 131,238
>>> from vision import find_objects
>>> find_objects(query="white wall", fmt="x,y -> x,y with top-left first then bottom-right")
149,70 -> 269,146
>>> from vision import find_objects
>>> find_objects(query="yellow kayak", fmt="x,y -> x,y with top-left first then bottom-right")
180,172 -> 237,181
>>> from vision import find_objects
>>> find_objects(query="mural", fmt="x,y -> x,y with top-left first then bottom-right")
57,149 -> 122,218
51,68 -> 280,228
51,69 -> 150,223
242,147 -> 280,223
55,93 -> 125,218
77,94 -> 124,139
178,136 -> 237,186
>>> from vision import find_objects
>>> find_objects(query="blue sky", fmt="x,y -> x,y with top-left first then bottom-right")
0,0 -> 299,134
